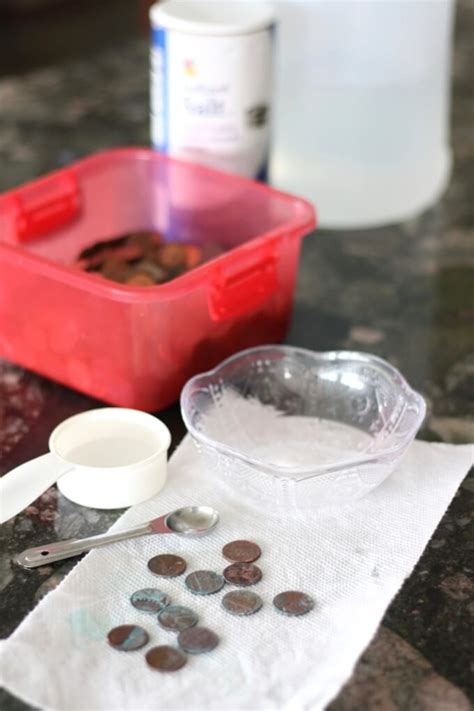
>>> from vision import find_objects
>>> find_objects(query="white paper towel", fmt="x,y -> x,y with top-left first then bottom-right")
0,437 -> 472,711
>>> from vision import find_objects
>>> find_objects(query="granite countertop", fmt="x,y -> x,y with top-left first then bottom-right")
0,2 -> 473,709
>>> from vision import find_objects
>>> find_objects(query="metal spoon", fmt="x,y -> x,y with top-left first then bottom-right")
14,505 -> 220,569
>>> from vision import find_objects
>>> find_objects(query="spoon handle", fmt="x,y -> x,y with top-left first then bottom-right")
15,521 -> 155,568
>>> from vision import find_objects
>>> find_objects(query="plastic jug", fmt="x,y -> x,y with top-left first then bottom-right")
269,0 -> 455,228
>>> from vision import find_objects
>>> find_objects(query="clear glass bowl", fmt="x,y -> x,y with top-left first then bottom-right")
180,346 -> 426,511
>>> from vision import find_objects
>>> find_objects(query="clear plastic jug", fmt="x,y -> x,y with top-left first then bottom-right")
270,0 -> 455,228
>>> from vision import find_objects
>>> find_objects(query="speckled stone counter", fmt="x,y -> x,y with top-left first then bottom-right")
0,3 -> 473,709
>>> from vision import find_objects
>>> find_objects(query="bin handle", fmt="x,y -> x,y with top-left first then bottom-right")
14,169 -> 81,242
208,248 -> 278,322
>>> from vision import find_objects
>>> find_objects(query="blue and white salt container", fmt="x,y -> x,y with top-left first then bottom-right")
150,1 -> 275,181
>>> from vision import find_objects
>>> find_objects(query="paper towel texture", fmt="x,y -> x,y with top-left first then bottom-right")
0,437 -> 472,711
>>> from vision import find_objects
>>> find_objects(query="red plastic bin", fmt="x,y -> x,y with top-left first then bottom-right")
0,148 -> 316,411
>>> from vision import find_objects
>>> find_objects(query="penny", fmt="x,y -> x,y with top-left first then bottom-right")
145,645 -> 187,672
222,540 -> 262,564
156,243 -> 187,270
107,625 -> 149,651
158,605 -> 198,632
184,245 -> 202,269
79,235 -> 127,261
130,230 -> 163,249
273,591 -> 314,616
126,272 -> 155,287
185,570 -> 225,596
148,554 -> 187,578
223,562 -> 262,587
178,626 -> 219,655
75,232 -> 210,287
222,590 -> 263,616
137,259 -> 168,283
112,242 -> 145,263
130,588 -> 170,614
101,256 -> 131,283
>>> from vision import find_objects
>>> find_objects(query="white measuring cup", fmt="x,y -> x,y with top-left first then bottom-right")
0,408 -> 171,524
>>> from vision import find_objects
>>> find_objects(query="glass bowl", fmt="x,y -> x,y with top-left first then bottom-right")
180,346 -> 426,511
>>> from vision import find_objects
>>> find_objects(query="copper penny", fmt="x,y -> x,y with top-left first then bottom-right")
222,590 -> 263,616
126,272 -> 155,287
158,605 -> 198,632
178,626 -> 219,655
273,591 -> 314,616
223,562 -> 262,587
185,570 -> 225,596
107,624 -> 149,651
148,554 -> 187,578
222,540 -> 262,564
145,645 -> 187,672
130,588 -> 170,613
156,243 -> 187,270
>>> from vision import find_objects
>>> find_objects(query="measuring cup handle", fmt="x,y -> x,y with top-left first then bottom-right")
0,453 -> 72,524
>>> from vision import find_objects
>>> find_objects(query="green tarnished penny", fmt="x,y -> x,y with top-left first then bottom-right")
273,591 -> 314,616
222,540 -> 261,564
178,626 -> 219,654
145,645 -> 187,671
130,588 -> 170,613
223,562 -> 262,587
107,624 -> 149,651
158,605 -> 198,632
222,589 -> 263,616
185,570 -> 225,596
147,554 -> 187,578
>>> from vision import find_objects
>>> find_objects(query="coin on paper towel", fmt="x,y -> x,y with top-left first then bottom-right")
146,645 -> 187,671
130,588 -> 170,613
222,540 -> 261,563
222,589 -> 263,616
107,625 -> 149,651
178,626 -> 219,654
223,562 -> 262,587
185,570 -> 225,595
158,605 -> 198,632
273,591 -> 314,616
148,554 -> 187,577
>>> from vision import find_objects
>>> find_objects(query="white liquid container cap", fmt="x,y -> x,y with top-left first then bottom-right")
150,0 -> 275,36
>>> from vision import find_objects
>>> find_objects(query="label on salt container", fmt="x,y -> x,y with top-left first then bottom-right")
150,22 -> 273,180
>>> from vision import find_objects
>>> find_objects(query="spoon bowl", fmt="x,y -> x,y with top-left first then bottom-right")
165,506 -> 220,535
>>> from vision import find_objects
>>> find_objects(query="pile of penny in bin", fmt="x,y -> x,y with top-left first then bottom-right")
74,231 -> 225,287
107,539 -> 314,672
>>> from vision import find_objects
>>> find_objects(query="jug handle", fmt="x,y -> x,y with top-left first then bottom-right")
0,454 -> 73,524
